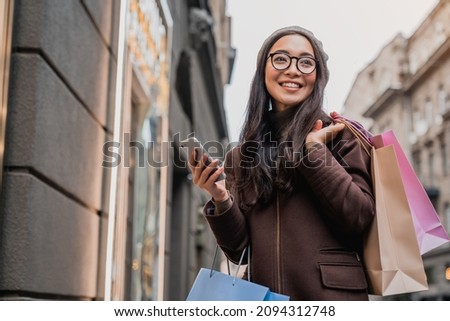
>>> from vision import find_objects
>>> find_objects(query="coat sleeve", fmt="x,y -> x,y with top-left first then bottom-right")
297,127 -> 375,236
203,147 -> 250,263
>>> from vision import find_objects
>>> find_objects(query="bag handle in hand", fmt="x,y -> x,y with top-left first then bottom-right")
331,113 -> 373,157
335,118 -> 372,157
210,245 -> 250,285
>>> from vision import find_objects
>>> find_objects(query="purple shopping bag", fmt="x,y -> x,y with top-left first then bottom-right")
371,131 -> 450,254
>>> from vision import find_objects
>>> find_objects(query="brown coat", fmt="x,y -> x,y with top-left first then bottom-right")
203,127 -> 375,300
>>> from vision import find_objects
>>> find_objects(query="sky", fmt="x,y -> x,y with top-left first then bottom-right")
224,0 -> 439,141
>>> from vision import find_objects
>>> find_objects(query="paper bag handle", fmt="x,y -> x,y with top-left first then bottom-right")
335,118 -> 372,157
211,245 -> 250,285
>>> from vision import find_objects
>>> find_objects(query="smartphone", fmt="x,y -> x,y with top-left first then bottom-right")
180,137 -> 226,181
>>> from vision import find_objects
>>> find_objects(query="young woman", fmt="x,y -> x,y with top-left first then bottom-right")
189,26 -> 375,300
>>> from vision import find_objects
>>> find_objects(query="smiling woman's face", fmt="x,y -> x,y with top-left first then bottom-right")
265,34 -> 317,112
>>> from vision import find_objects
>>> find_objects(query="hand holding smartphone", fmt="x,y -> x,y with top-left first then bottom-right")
180,137 -> 226,182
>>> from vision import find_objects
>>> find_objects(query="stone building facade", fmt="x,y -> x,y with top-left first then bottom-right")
0,0 -> 233,301
344,0 -> 450,300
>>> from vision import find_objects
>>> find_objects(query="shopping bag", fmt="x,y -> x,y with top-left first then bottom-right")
186,246 -> 289,301
332,115 -> 428,295
371,131 -> 450,255
332,113 -> 449,254
186,268 -> 289,301
364,145 -> 428,295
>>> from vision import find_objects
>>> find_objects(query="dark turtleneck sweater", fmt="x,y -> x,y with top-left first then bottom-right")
268,107 -> 333,141
268,106 -> 299,141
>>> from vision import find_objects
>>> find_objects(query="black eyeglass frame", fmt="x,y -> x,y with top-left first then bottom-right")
267,52 -> 318,74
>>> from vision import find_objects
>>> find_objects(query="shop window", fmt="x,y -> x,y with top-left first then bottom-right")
413,108 -> 426,136
425,98 -> 433,127
413,151 -> 422,181
175,51 -> 193,124
428,151 -> 435,187
425,266 -> 436,285
441,141 -> 448,176
438,85 -> 446,114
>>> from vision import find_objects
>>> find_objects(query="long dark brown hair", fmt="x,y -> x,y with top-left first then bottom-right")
233,26 -> 331,211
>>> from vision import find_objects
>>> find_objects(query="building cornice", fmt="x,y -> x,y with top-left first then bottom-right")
363,87 -> 402,118
407,0 -> 445,45
405,36 -> 450,92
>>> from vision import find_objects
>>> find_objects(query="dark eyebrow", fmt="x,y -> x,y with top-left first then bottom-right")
272,49 -> 315,59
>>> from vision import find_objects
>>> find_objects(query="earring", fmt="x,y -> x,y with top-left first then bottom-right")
268,99 -> 273,111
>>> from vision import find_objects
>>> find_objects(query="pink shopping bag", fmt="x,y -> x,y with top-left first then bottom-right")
371,131 -> 450,254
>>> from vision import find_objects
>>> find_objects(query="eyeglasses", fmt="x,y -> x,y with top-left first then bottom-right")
267,52 -> 318,74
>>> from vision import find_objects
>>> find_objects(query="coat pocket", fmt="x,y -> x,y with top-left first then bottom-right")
319,247 -> 361,262
319,263 -> 368,290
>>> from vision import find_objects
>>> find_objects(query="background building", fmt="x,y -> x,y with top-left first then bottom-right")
0,0 -> 234,301
344,0 -> 450,300
165,0 -> 234,300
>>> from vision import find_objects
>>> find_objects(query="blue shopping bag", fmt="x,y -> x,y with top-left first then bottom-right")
186,246 -> 289,301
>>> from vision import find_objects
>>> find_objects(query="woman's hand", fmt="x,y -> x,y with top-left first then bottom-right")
188,149 -> 228,202
305,117 -> 345,149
